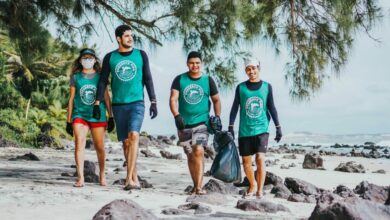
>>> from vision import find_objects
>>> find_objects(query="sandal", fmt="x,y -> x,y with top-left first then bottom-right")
242,191 -> 255,199
195,189 -> 207,195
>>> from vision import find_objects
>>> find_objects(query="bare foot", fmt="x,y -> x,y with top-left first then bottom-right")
99,178 -> 107,186
73,180 -> 84,187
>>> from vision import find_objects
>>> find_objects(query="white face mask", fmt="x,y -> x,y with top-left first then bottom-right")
81,58 -> 95,69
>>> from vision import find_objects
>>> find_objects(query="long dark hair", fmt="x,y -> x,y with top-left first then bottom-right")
70,48 -> 102,78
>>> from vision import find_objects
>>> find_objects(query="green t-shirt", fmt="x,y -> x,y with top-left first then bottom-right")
239,81 -> 269,137
178,72 -> 210,126
109,49 -> 144,104
72,72 -> 107,122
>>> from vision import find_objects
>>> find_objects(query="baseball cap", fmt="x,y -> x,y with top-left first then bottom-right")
80,48 -> 96,57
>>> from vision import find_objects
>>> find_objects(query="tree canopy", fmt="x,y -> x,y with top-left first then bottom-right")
0,0 -> 382,99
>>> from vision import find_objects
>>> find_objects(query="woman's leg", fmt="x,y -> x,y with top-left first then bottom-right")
255,152 -> 266,198
91,126 -> 107,186
242,155 -> 256,195
73,123 -> 89,187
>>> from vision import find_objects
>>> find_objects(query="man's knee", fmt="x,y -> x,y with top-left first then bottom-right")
127,132 -> 139,142
255,153 -> 265,164
192,145 -> 204,157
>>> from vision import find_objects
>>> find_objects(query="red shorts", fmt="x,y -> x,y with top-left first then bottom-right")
72,118 -> 107,128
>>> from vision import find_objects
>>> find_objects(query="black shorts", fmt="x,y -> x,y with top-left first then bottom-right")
238,133 -> 269,156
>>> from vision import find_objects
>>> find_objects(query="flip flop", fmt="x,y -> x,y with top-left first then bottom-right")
242,191 -> 255,199
73,182 -> 84,187
195,189 -> 207,195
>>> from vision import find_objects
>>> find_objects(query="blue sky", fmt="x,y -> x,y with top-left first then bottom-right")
74,1 -> 390,136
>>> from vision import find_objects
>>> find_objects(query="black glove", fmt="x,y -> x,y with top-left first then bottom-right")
107,117 -> 115,132
150,102 -> 158,119
92,105 -> 101,120
228,125 -> 235,140
209,115 -> 222,132
275,126 -> 282,143
66,122 -> 73,137
174,114 -> 185,130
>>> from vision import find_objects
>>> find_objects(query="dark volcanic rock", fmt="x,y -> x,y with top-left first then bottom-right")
354,181 -> 389,204
283,154 -> 297,159
235,171 -> 282,187
140,149 -> 158,158
265,159 -> 280,167
333,185 -> 356,198
92,199 -> 157,220
204,145 -> 216,160
236,199 -> 290,213
309,193 -> 390,220
85,139 -> 93,150
160,150 -> 182,160
36,133 -> 60,149
287,193 -> 316,203
284,177 -> 320,196
178,202 -> 212,215
73,160 -> 98,183
386,191 -> 390,205
372,169 -> 386,174
271,184 -> 292,199
139,136 -> 152,148
112,176 -> 153,188
169,135 -> 176,141
334,161 -> 365,173
0,134 -> 21,148
265,171 -> 283,186
9,152 -> 40,161
303,153 -> 325,170
202,179 -> 240,195
161,208 -> 189,215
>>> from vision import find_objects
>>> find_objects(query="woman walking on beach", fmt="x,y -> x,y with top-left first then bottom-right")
229,57 -> 282,199
66,48 -> 114,187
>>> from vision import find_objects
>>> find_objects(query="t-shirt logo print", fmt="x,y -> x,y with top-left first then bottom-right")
245,96 -> 263,118
115,60 -> 137,81
80,85 -> 97,105
183,84 -> 204,104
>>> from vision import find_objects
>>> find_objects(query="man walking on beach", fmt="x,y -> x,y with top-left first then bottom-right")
93,24 -> 157,190
169,51 -> 221,195
229,57 -> 282,199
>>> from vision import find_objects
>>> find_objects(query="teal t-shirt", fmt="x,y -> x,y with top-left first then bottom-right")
72,72 -> 107,122
109,49 -> 144,104
178,73 -> 210,126
239,81 -> 269,137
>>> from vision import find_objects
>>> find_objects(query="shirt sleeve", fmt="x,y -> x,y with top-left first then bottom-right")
266,83 -> 280,127
209,76 -> 219,96
69,75 -> 75,87
229,85 -> 240,125
170,75 -> 181,91
140,50 -> 156,101
96,52 -> 112,102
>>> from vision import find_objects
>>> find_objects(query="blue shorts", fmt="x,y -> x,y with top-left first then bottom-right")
112,101 -> 145,142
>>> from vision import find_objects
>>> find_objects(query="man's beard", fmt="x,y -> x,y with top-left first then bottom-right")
122,43 -> 132,49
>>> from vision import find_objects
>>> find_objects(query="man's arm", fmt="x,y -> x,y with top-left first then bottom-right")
141,50 -> 156,102
209,76 -> 220,116
210,94 -> 221,116
266,84 -> 280,127
169,89 -> 180,116
95,53 -> 111,104
229,85 -> 240,126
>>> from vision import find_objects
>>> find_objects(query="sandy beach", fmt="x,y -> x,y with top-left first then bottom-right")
0,141 -> 389,220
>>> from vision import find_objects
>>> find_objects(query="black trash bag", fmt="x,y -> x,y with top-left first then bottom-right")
210,131 -> 241,183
